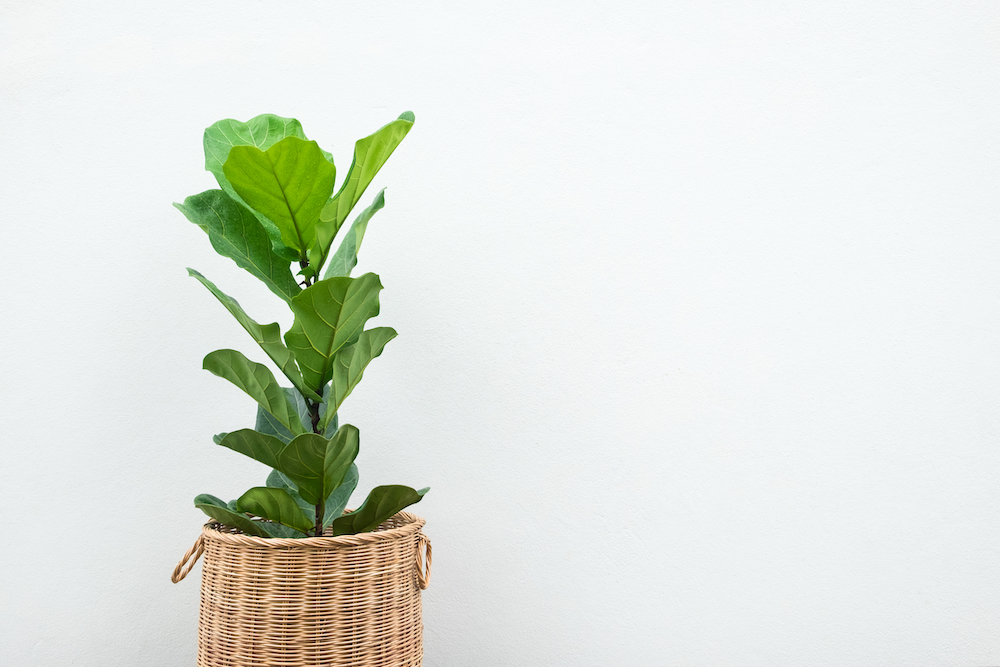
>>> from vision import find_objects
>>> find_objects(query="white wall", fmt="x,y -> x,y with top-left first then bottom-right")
2,1 -> 998,665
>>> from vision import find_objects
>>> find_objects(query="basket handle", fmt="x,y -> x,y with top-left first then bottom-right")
171,534 -> 205,584
415,533 -> 432,590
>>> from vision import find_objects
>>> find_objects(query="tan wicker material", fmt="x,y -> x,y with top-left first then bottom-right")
173,511 -> 431,667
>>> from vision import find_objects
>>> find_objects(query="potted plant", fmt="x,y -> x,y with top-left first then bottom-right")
170,112 -> 431,667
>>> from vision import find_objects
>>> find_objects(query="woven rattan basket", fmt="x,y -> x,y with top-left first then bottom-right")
172,511 -> 432,667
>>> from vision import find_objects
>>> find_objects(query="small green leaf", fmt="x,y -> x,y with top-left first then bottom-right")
317,327 -> 397,433
224,137 -> 336,261
188,270 -> 320,401
203,349 -> 306,434
175,190 -> 300,302
212,432 -> 228,445
237,487 -> 314,533
194,493 -> 271,537
329,485 -> 427,537
314,113 -> 413,267
322,189 -> 385,280
217,429 -> 287,469
284,273 -> 384,394
276,426 -> 360,506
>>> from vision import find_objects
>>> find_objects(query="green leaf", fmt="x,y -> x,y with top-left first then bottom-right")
266,463 -> 357,529
322,189 -> 385,280
276,426 -> 360,506
266,468 -> 315,519
203,114 -> 318,262
314,112 -> 414,267
323,463 -> 359,529
175,190 -> 300,302
254,387 -> 336,444
194,493 -> 271,537
203,349 -> 306,434
224,136 -> 336,261
317,327 -> 397,433
284,273 -> 384,394
188,270 -> 320,401
204,114 -> 310,178
236,487 -> 314,533
217,429 -> 287,469
329,485 -> 427,537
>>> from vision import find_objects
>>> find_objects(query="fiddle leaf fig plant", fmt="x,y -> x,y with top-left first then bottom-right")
176,112 -> 426,538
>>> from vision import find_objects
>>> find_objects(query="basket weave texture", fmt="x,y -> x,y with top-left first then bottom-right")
192,511 -> 429,667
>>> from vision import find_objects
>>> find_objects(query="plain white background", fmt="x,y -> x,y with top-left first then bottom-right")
2,1 -> 998,665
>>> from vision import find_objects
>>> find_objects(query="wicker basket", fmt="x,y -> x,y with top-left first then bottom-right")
172,511 -> 432,667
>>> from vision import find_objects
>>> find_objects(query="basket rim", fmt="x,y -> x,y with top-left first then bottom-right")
200,510 -> 425,549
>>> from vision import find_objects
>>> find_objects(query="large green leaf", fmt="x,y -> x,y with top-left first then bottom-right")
284,273 -> 384,394
194,493 -> 271,537
203,114 -> 318,262
203,349 -> 306,434
236,487 -> 314,533
224,137 -> 336,262
276,426 -> 360,506
204,114 -> 309,178
314,112 -> 414,267
329,485 -> 427,537
317,327 -> 397,433
264,463 -> 357,528
217,429 -> 287,469
188,270 -> 320,401
321,189 -> 385,280
175,190 -> 300,302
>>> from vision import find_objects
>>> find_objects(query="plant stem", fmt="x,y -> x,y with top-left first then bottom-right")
307,399 -> 323,536
314,501 -> 325,537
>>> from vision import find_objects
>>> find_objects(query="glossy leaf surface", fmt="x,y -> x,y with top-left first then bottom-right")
194,493 -> 271,537
188,270 -> 319,401
224,137 -> 336,260
317,327 -> 397,433
203,349 -> 306,434
175,190 -> 300,302
237,487 -> 314,533
276,426 -> 359,506
321,189 -> 384,280
329,485 -> 427,537
284,273 -> 384,393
